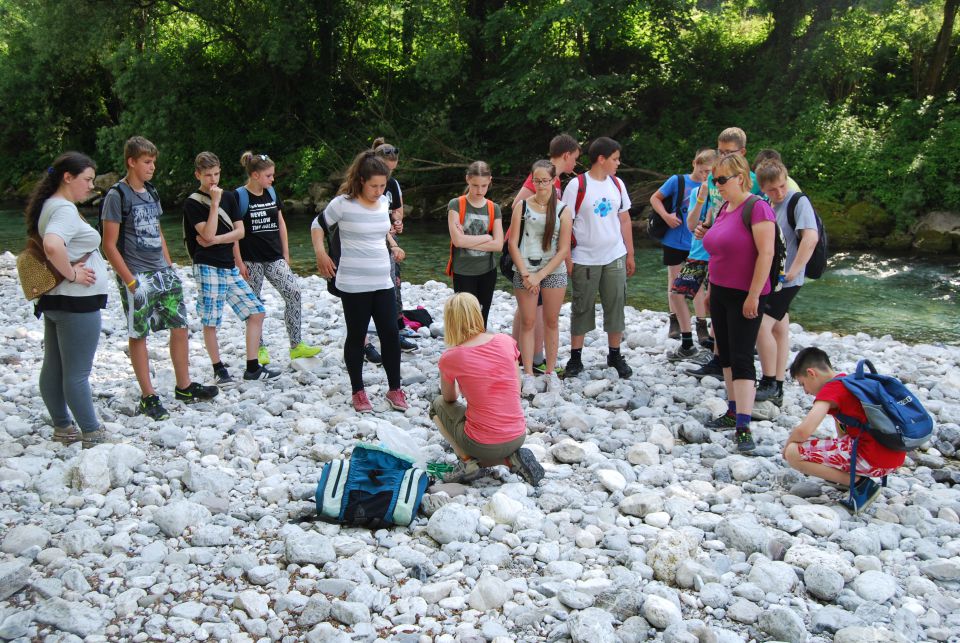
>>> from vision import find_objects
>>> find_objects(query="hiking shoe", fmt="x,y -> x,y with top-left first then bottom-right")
668,314 -> 680,340
755,381 -> 783,405
175,382 -> 219,404
82,429 -> 108,449
607,353 -> 633,378
564,356 -> 584,378
685,355 -> 723,378
521,374 -> 538,397
443,458 -> 482,484
696,319 -> 711,346
290,342 -> 321,360
352,390 -> 373,413
243,365 -> 281,381
363,343 -> 383,365
507,447 -> 545,486
841,477 -> 882,514
532,360 -> 547,375
666,345 -> 701,362
258,346 -> 271,365
544,372 -> 562,393
734,428 -> 756,452
700,337 -> 715,351
52,423 -> 82,445
706,412 -> 737,429
399,336 -> 419,353
138,394 -> 170,421
386,389 -> 409,411
214,365 -> 235,387
399,327 -> 418,338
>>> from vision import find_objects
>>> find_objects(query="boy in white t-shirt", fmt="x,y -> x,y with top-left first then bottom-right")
561,137 -> 634,378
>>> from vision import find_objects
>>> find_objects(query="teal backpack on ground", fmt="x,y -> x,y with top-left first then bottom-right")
234,185 -> 277,217
315,442 -> 429,528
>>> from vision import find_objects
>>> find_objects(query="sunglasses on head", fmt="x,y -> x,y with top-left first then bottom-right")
713,174 -> 738,186
380,146 -> 399,156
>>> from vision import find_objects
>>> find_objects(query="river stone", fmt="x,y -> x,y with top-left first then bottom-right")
789,504 -> 840,536
699,582 -> 731,608
921,558 -> 960,581
642,594 -> 682,629
758,606 -> 806,643
716,514 -> 768,554
60,527 -> 103,555
427,503 -> 478,544
551,439 -> 585,463
840,527 -> 882,557
647,530 -> 696,584
1,524 -> 51,554
748,559 -> 798,594
727,599 -> 761,625
833,626 -> 910,643
483,492 -> 523,525
0,610 -> 33,639
784,544 -> 858,582
108,443 -> 146,486
810,606 -> 863,634
469,574 -> 512,611
852,570 -> 897,603
597,469 -> 626,492
619,492 -> 663,517
0,560 -> 30,601
331,600 -> 370,626
627,442 -> 660,466
35,597 -> 105,637
234,590 -> 270,619
568,607 -> 617,643
558,587 -> 595,610
728,456 -> 761,481
152,500 -> 211,537
804,563 -> 845,601
182,462 -> 236,495
71,446 -> 111,493
284,530 -> 336,565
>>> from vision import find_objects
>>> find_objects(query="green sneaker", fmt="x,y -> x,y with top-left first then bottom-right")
258,346 -> 271,365
138,394 -> 170,421
290,342 -> 321,360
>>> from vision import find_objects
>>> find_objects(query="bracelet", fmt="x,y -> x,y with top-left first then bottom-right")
696,198 -> 705,204
126,278 -> 137,288
70,268 -> 78,283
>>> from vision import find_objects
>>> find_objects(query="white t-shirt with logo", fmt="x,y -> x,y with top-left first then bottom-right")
562,173 -> 632,265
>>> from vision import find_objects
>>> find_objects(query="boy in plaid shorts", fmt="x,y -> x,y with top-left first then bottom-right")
102,136 -> 218,420
784,347 -> 905,512
184,152 -> 279,384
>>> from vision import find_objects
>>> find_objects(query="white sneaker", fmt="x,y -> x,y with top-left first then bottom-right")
521,374 -> 538,397
545,372 -> 562,393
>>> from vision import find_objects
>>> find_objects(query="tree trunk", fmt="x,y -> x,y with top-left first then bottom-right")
923,0 -> 959,96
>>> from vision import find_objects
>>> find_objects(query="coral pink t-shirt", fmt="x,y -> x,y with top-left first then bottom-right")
703,196 -> 777,294
438,333 -> 526,444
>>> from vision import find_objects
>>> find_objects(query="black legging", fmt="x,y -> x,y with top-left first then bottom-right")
452,269 -> 497,327
341,288 -> 401,393
709,283 -> 767,381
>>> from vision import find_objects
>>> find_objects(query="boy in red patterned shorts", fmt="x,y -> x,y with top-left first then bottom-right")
783,347 -> 905,512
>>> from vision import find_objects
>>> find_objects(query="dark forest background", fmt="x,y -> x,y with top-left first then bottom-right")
1,0 -> 958,233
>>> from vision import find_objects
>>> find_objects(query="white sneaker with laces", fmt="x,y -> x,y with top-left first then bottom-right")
544,371 -> 562,393
521,374 -> 538,397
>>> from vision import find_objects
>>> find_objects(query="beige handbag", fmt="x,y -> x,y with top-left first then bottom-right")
16,235 -> 64,300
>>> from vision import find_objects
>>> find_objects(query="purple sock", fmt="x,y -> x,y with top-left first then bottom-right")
736,413 -> 751,429
727,401 -> 737,415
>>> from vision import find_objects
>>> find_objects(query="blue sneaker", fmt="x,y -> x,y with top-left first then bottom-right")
840,477 -> 882,514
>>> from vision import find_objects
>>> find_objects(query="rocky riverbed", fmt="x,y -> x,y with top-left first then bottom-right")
0,251 -> 959,642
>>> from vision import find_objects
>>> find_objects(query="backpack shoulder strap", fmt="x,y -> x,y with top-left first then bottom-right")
610,175 -> 625,212
740,194 -> 761,230
143,180 -> 161,204
457,195 -> 467,225
674,174 -> 685,215
267,186 -> 277,203
786,192 -> 804,231
574,174 -> 587,214
485,199 -> 495,233
187,193 -> 235,231
236,186 -> 249,217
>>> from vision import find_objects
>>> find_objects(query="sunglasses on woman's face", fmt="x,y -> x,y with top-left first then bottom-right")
713,174 -> 738,186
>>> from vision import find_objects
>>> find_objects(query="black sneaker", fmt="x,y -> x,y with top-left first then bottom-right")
214,366 -> 235,387
685,355 -> 723,378
755,381 -> 784,406
399,336 -> 419,353
607,353 -> 633,378
706,412 -> 737,429
734,428 -> 756,452
563,356 -> 584,378
666,345 -> 701,362
243,365 -> 281,381
138,394 -> 170,421
175,382 -> 220,404
507,448 -> 545,486
699,337 -> 715,351
363,343 -> 383,365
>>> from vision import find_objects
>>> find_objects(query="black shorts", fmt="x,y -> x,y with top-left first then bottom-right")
662,245 -> 689,266
764,285 -> 801,321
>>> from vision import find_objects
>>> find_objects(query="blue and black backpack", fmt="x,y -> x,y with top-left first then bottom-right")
315,442 -> 429,528
832,359 -> 934,452
234,185 -> 277,219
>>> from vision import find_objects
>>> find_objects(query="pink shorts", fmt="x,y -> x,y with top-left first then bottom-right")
796,434 -> 897,478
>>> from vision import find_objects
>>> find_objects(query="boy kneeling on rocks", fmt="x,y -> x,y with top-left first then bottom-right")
783,347 -> 904,512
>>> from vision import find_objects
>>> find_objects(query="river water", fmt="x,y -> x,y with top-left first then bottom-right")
3,209 -> 957,345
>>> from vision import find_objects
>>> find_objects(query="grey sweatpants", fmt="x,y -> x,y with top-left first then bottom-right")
40,309 -> 101,433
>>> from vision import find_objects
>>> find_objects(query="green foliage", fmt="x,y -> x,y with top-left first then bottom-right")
0,0 -> 957,232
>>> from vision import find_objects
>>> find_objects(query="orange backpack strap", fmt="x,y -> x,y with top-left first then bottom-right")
446,196 -> 470,277
485,200 -> 495,233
